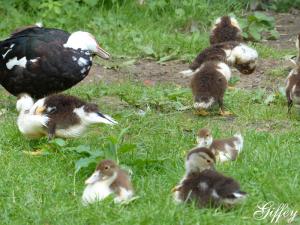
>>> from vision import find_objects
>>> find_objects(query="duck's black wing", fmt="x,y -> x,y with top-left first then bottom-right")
0,27 -> 92,98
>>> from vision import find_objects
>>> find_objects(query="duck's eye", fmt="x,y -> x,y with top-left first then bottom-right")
206,134 -> 209,137
104,166 -> 109,170
207,160 -> 211,163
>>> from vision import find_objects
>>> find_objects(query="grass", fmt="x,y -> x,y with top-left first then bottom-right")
0,1 -> 300,224
0,81 -> 299,225
0,0 -> 244,61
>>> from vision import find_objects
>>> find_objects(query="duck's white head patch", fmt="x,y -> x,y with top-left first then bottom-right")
64,31 -> 110,59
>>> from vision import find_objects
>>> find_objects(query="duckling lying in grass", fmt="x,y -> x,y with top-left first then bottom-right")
286,34 -> 300,114
210,16 -> 243,45
190,61 -> 232,116
82,159 -> 134,205
197,128 -> 243,162
173,147 -> 246,208
16,94 -> 117,139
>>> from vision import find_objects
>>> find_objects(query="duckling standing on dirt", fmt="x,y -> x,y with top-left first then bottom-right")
16,94 -> 49,138
173,147 -> 247,208
286,34 -> 300,114
17,94 -> 117,139
210,16 -> 243,45
180,41 -> 258,77
82,159 -> 134,205
191,61 -> 232,116
197,128 -> 243,162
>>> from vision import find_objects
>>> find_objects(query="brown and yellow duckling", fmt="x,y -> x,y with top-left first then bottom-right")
191,61 -> 232,116
173,147 -> 247,208
197,128 -> 243,162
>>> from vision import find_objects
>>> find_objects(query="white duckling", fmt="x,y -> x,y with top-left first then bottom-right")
82,159 -> 134,205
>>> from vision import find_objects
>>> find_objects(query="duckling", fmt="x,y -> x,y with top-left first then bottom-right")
16,94 -> 49,138
197,128 -> 243,162
180,41 -> 258,77
191,61 -> 231,116
82,159 -> 134,205
17,94 -> 117,139
210,16 -> 243,45
286,34 -> 300,114
173,147 -> 246,208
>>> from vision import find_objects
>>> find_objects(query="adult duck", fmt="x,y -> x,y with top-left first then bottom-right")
0,25 -> 110,98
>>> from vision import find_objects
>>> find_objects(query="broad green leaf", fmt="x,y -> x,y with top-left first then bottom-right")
268,30 -> 280,40
253,12 -> 274,24
75,156 -> 97,173
51,138 -> 66,147
73,145 -> 92,154
248,25 -> 261,41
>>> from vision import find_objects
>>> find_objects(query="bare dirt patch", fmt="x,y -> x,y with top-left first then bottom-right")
83,10 -> 300,90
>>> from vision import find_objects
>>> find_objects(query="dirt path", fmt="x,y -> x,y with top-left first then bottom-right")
84,10 -> 300,91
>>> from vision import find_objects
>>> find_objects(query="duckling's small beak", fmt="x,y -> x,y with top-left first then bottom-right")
35,106 -> 46,114
96,45 -> 110,60
96,112 -> 118,125
85,171 -> 101,185
171,185 -> 181,193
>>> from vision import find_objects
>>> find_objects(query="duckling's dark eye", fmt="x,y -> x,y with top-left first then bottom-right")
104,166 -> 109,170
207,160 -> 211,163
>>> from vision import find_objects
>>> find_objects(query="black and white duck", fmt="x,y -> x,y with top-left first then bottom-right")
0,25 -> 109,98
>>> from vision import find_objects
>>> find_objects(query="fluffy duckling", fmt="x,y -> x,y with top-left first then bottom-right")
210,16 -> 243,45
197,128 -> 243,162
173,147 -> 246,208
191,61 -> 231,116
16,93 -> 49,138
286,34 -> 300,114
17,94 -> 117,139
82,159 -> 134,205
180,41 -> 258,77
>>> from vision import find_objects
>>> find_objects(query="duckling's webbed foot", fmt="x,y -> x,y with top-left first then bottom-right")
195,109 -> 210,116
218,99 -> 232,116
219,109 -> 233,116
47,122 -> 56,141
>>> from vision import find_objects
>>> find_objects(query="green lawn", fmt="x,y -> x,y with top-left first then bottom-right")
0,81 -> 299,225
0,1 -> 299,224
